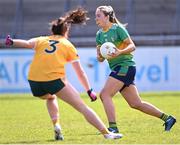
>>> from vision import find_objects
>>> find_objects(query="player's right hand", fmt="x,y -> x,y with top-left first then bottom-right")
87,88 -> 97,102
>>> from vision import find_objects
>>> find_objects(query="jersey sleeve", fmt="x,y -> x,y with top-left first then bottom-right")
117,25 -> 130,41
32,36 -> 47,50
66,41 -> 79,62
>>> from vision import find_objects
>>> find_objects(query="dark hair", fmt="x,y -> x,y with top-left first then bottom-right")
97,5 -> 127,27
50,7 -> 89,36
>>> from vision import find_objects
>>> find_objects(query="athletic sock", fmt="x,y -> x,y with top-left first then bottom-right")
52,117 -> 59,126
109,122 -> 117,129
54,123 -> 62,132
160,113 -> 169,121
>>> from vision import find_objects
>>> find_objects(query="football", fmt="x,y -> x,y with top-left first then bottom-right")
100,42 -> 116,59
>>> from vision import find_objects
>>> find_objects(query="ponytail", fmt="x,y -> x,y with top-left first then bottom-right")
50,7 -> 89,36
65,7 -> 89,24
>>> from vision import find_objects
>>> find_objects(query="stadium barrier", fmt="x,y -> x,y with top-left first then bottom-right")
0,46 -> 180,93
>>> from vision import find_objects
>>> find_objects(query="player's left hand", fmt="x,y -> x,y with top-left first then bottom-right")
5,35 -> 13,46
87,88 -> 97,102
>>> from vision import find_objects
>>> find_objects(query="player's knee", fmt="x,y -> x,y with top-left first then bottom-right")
99,90 -> 107,100
40,94 -> 56,100
78,104 -> 92,116
99,91 -> 103,101
100,90 -> 113,102
74,102 -> 88,113
129,101 -> 142,109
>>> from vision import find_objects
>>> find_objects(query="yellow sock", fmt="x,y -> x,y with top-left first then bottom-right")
52,119 -> 59,126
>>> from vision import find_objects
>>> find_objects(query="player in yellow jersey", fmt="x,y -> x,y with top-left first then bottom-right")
5,8 -> 123,140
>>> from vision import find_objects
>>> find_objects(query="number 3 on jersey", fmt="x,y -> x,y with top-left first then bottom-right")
45,40 -> 59,53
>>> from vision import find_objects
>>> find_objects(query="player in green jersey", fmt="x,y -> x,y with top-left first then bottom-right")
95,5 -> 176,133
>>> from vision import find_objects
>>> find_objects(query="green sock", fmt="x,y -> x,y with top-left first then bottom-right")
160,113 -> 169,121
109,122 -> 117,128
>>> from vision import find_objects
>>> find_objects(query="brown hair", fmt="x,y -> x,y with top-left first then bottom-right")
97,5 -> 127,27
50,7 -> 89,36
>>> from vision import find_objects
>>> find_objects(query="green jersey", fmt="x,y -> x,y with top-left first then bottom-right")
96,23 -> 135,70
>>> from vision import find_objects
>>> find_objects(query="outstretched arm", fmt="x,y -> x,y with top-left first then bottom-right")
71,60 -> 97,101
5,35 -> 36,49
72,60 -> 90,91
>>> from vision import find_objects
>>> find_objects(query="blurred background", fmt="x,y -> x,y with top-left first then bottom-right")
0,0 -> 180,47
0,0 -> 180,93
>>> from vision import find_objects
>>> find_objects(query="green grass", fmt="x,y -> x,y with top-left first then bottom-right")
0,92 -> 180,144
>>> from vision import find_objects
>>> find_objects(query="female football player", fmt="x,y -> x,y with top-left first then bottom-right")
5,7 -> 122,140
95,5 -> 176,133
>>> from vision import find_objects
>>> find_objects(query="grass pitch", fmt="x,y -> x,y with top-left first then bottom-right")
0,92 -> 179,144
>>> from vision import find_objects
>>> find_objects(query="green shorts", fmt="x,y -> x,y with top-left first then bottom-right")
28,78 -> 65,97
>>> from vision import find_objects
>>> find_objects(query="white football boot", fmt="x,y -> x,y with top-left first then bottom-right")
104,132 -> 123,139
54,124 -> 64,140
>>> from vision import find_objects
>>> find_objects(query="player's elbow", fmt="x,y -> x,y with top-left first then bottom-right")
133,46 -> 136,51
131,44 -> 136,51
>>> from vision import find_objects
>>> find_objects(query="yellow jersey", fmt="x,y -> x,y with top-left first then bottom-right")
28,35 -> 79,81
